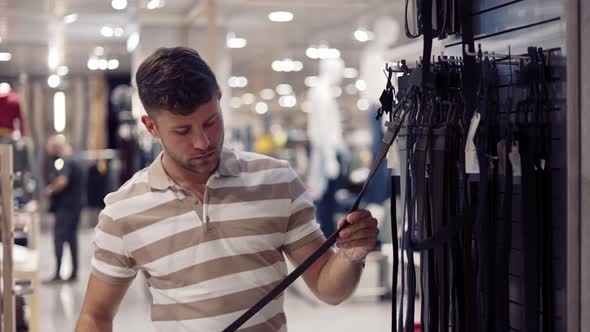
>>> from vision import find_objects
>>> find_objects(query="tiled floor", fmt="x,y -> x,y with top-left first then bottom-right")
37,227 -> 395,331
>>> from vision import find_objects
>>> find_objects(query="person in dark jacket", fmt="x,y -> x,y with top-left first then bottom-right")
44,134 -> 84,283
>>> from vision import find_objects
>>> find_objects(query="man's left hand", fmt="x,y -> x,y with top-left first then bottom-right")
336,209 -> 379,262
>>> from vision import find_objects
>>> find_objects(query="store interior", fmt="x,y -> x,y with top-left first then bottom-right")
0,0 -> 585,331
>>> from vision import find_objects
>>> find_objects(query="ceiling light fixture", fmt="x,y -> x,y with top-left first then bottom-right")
268,11 -> 293,22
357,98 -> 369,111
226,32 -> 247,49
101,26 -> 114,37
87,57 -> 99,70
279,95 -> 297,108
127,32 -> 140,52
355,79 -> 367,91
146,0 -> 165,10
260,89 -> 275,100
343,67 -> 358,79
57,66 -> 69,76
63,13 -> 79,24
354,28 -> 374,42
275,84 -> 293,96
108,59 -> 120,70
47,74 -> 61,88
305,45 -> 340,59
272,59 -> 303,72
255,102 -> 268,114
241,93 -> 255,105
228,76 -> 248,88
0,52 -> 12,62
111,0 -> 128,10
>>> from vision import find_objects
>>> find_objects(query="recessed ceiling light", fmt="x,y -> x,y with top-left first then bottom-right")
276,84 -> 293,96
111,0 -> 127,10
355,79 -> 367,91
357,98 -> 369,111
343,68 -> 358,79
99,59 -> 109,70
57,66 -> 69,76
87,57 -> 99,70
226,33 -> 247,49
279,95 -> 297,108
146,0 -> 165,10
241,93 -> 255,105
228,76 -> 248,88
108,59 -> 120,70
0,52 -> 12,62
63,13 -> 78,24
127,32 -> 140,52
47,74 -> 61,88
255,102 -> 268,114
101,26 -> 114,37
354,28 -> 373,42
260,89 -> 275,100
268,11 -> 293,22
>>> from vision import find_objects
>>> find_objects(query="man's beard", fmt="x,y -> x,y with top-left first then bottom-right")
162,136 -> 224,176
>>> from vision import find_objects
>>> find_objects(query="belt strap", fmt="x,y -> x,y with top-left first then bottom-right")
222,105 -> 410,332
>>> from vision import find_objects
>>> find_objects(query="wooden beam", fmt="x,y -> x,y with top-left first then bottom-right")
0,144 -> 15,332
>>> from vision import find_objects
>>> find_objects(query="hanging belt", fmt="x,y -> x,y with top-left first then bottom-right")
222,94 -> 412,332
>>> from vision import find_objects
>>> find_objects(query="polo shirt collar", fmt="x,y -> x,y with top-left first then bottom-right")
147,146 -> 240,190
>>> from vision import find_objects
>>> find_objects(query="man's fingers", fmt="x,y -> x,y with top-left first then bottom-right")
337,228 -> 379,244
339,217 -> 377,238
345,209 -> 372,224
337,237 -> 377,249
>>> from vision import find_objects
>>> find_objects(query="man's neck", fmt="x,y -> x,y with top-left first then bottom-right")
161,152 -> 212,192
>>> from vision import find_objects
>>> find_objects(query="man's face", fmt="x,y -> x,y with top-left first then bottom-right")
142,97 -> 224,177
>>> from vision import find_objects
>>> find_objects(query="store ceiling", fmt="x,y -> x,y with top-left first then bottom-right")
0,0 -> 407,111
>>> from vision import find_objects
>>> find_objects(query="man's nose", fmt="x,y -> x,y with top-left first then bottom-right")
191,130 -> 210,150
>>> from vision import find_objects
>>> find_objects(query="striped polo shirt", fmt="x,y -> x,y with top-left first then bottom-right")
91,147 -> 323,331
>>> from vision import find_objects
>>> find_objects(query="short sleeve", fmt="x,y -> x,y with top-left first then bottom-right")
282,166 -> 324,254
57,158 -> 72,178
91,211 -> 138,284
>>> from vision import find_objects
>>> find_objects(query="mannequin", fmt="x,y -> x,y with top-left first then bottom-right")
306,57 -> 347,236
0,82 -> 25,137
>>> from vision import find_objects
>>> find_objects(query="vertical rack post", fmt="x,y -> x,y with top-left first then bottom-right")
0,144 -> 15,332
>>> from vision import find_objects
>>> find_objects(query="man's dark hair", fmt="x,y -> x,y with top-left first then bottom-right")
136,47 -> 220,115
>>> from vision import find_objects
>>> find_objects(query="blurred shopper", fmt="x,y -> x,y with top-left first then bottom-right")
44,134 -> 84,283
76,47 -> 380,331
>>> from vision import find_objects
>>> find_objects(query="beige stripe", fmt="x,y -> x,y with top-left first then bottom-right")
96,214 -> 127,238
207,182 -> 292,204
104,198 -> 193,236
283,229 -> 324,253
287,206 -> 316,231
151,282 -> 282,321
239,158 -> 288,173
288,177 -> 307,199
94,247 -> 136,268
147,249 -> 285,289
132,217 -> 288,264
91,268 -> 135,285
238,313 -> 286,332
104,181 -> 153,205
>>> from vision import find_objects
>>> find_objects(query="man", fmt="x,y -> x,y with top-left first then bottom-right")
77,47 -> 379,331
45,134 -> 84,283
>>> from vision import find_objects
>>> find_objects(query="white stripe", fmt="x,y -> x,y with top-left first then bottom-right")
143,233 -> 285,277
285,221 -> 321,245
207,199 -> 291,222
150,262 -> 286,305
291,191 -> 314,214
94,228 -> 127,256
102,190 -> 177,220
124,211 -> 201,252
208,168 -> 294,189
151,297 -> 284,332
91,257 -> 137,278
235,151 -> 277,162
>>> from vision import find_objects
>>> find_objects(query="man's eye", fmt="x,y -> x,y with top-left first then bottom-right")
174,129 -> 189,135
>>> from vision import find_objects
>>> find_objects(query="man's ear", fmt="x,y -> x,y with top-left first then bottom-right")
141,114 -> 161,139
